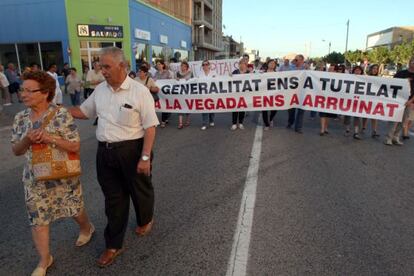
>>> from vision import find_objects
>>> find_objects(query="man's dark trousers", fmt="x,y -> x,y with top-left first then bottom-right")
96,139 -> 154,249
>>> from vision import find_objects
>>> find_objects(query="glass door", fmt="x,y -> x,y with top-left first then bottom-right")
79,41 -> 123,70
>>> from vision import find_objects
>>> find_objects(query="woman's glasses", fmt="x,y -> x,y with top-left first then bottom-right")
22,88 -> 42,93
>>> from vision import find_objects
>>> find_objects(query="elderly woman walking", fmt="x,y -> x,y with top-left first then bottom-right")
11,71 -> 93,276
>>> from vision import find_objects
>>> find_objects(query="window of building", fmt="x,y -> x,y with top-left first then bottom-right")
173,49 -> 189,62
80,41 -> 123,71
135,43 -> 149,71
0,44 -> 18,67
152,45 -> 172,64
0,42 -> 63,73
39,42 -> 63,71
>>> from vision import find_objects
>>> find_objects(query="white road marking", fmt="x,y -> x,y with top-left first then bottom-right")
226,124 -> 263,276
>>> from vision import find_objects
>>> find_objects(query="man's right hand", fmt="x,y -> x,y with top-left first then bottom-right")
68,106 -> 88,119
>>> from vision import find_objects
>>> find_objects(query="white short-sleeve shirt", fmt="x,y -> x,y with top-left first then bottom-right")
198,70 -> 216,80
47,71 -> 63,104
80,76 -> 159,142
0,72 -> 10,87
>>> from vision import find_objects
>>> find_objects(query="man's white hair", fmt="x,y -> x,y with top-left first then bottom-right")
99,47 -> 127,64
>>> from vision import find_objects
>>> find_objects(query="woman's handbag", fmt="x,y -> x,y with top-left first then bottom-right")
31,108 -> 81,181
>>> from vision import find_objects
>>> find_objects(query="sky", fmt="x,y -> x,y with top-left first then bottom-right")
222,0 -> 414,59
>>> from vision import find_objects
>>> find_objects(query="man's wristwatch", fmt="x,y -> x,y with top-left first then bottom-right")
141,154 -> 150,161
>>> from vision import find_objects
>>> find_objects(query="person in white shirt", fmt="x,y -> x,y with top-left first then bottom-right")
85,61 -> 105,97
46,64 -> 63,105
65,67 -> 82,106
0,64 -> 12,106
69,47 -> 158,267
199,60 -> 217,130
86,61 -> 105,125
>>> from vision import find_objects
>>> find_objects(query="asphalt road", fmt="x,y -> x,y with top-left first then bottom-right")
1,101 -> 413,275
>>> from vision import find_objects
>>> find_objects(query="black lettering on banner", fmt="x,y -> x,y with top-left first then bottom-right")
161,85 -> 171,94
242,80 -> 252,92
172,85 -> 179,94
181,84 -> 189,94
354,81 -> 365,95
278,78 -> 288,90
330,79 -> 342,92
343,80 -> 354,93
190,83 -> 198,94
289,77 -> 299,89
366,83 -> 376,96
251,79 -> 261,91
198,83 -> 206,94
210,82 -> 219,94
376,84 -> 388,98
228,81 -> 233,93
233,80 -> 243,92
390,85 -> 403,98
242,80 -> 253,92
320,78 -> 330,90
267,78 -> 276,90
303,76 -> 314,89
219,81 -> 228,93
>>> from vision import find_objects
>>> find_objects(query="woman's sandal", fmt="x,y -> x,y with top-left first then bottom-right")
178,124 -> 183,129
31,255 -> 53,276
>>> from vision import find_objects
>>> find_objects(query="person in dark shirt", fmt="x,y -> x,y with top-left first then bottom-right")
384,57 -> 414,145
230,59 -> 249,130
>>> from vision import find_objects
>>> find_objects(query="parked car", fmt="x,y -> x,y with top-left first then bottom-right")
383,65 -> 397,77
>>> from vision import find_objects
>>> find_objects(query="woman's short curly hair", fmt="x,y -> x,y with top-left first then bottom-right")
22,71 -> 56,102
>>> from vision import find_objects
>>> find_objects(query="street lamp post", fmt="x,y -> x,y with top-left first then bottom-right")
322,39 -> 331,55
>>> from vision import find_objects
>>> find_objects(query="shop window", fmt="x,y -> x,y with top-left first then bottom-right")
152,45 -> 172,64
88,41 -> 122,49
135,43 -> 149,71
0,44 -> 18,68
80,41 -> 123,70
80,41 -> 88,49
40,42 -> 63,71
173,49 -> 189,62
17,43 -> 41,71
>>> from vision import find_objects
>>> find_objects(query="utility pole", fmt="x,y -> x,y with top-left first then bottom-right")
345,19 -> 349,53
345,19 -> 350,65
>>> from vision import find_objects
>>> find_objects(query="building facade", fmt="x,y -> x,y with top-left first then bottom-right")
0,0 -> 192,74
215,35 -> 244,59
0,0 -> 69,73
65,0 -> 131,73
366,26 -> 414,50
192,0 -> 222,61
129,0 -> 192,71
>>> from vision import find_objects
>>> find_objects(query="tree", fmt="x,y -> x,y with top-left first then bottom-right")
366,47 -> 391,74
390,40 -> 414,67
367,46 -> 390,65
323,51 -> 345,64
344,50 -> 363,65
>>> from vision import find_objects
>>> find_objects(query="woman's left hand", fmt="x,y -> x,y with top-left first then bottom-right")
38,130 -> 53,144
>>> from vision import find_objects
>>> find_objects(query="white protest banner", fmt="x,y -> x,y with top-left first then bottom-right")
154,71 -> 410,122
169,59 -> 239,78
